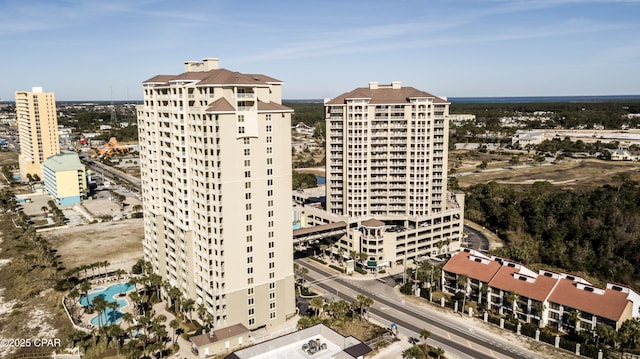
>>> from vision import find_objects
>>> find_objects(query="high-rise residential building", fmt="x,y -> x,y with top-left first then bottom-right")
137,58 -> 296,334
302,81 -> 464,268
15,87 -> 60,179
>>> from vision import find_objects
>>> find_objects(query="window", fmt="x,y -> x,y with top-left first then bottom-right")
267,179 -> 273,186
246,235 -> 252,242
266,136 -> 272,143
245,182 -> 251,189
244,149 -> 250,156
246,225 -> 252,231
268,221 -> 274,228
245,204 -> 252,210
269,272 -> 275,279
246,214 -> 252,221
247,257 -> 252,263
247,246 -> 253,253
244,159 -> 250,166
266,147 -> 272,154
267,190 -> 273,197
238,126 -> 245,134
247,288 -> 254,295
246,193 -> 251,200
267,169 -> 273,175
244,138 -> 250,145
267,158 -> 273,165
269,283 -> 275,289
238,115 -> 245,122
247,267 -> 253,274
269,292 -> 275,299
248,308 -> 254,315
266,125 -> 272,132
249,318 -> 255,325
248,298 -> 254,305
270,312 -> 276,319
266,114 -> 271,121
268,210 -> 273,217
269,262 -> 275,269
269,302 -> 276,309
247,277 -> 253,285
244,171 -> 251,178
268,241 -> 274,248
268,200 -> 273,207
268,252 -> 274,258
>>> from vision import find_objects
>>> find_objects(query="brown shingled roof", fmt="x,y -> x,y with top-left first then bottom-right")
548,279 -> 630,321
361,218 -> 385,228
257,100 -> 293,112
143,68 -> 282,86
206,97 -> 235,112
191,324 -> 249,347
326,86 -> 447,105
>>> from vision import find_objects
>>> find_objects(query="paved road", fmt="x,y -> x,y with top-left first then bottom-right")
298,259 -> 544,359
463,224 -> 490,252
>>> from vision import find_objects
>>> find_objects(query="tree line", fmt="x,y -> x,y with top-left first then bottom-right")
464,177 -> 640,289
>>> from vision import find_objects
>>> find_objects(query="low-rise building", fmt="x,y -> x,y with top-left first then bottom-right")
224,324 -> 371,359
42,152 -> 87,206
443,249 -> 639,331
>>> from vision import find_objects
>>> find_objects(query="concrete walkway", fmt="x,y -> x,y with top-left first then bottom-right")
152,302 -> 198,359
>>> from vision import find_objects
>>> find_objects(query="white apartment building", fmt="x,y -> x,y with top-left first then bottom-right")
137,58 -> 296,335
15,87 -> 60,179
302,82 -> 464,268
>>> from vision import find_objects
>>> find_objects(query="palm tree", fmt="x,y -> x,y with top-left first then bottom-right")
183,298 -> 195,321
402,345 -> 425,359
197,303 -> 207,323
107,301 -> 120,325
566,309 -> 581,332
419,328 -> 431,343
432,347 -> 445,359
504,290 -> 519,314
309,297 -> 324,317
169,319 -> 180,344
456,274 -> 469,313
167,286 -> 183,315
79,280 -> 92,306
355,294 -> 374,320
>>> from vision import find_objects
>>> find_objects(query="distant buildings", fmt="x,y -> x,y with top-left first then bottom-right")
42,152 -> 87,206
511,129 -> 640,148
301,81 -> 464,268
443,249 -> 640,331
294,122 -> 315,136
137,58 -> 296,344
15,87 -> 60,179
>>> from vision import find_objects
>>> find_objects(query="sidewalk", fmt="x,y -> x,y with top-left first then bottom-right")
153,302 -> 197,359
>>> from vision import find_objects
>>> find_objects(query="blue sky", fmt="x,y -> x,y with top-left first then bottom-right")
1,0 -> 639,101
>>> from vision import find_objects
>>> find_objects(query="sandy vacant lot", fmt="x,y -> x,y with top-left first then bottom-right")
44,218 -> 144,274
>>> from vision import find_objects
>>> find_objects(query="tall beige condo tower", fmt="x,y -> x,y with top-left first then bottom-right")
305,82 -> 465,267
137,59 -> 296,334
15,87 -> 60,179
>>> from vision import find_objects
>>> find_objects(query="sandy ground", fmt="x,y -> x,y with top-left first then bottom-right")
44,219 -> 144,274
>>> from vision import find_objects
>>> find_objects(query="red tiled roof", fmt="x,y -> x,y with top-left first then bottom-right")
442,250 -> 501,283
488,266 -> 558,302
548,279 -> 630,321
326,86 -> 448,105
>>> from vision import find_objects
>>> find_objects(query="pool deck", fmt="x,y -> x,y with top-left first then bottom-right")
72,275 -> 138,331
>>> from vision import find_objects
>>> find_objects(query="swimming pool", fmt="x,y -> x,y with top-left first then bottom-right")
79,282 -> 135,326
